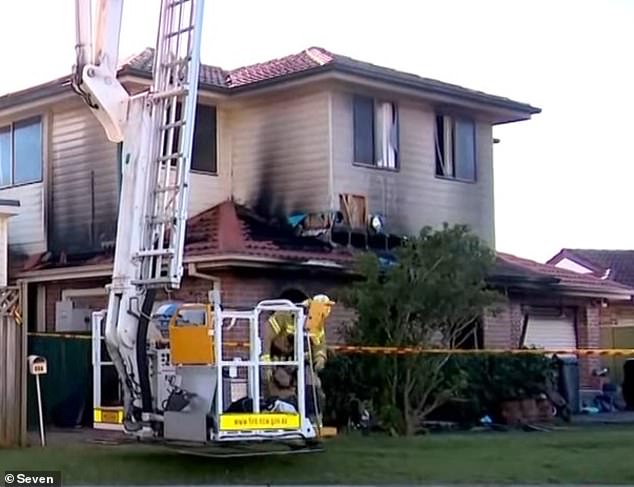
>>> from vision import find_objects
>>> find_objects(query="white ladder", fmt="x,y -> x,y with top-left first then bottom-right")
133,0 -> 204,288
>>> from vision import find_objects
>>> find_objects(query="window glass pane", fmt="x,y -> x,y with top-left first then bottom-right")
353,95 -> 374,164
14,118 -> 42,184
454,118 -> 476,181
0,127 -> 11,186
191,104 -> 217,173
435,115 -> 446,176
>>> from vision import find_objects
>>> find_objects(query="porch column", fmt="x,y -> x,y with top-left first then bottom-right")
577,303 -> 601,391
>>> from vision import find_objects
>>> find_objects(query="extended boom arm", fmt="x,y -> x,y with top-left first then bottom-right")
73,0 -> 206,435
72,0 -> 128,142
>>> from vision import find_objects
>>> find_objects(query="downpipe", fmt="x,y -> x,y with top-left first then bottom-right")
187,263 -> 221,293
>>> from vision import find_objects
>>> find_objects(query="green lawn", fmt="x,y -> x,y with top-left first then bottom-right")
2,425 -> 634,484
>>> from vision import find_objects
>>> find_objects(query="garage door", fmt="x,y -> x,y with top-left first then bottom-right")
523,307 -> 577,351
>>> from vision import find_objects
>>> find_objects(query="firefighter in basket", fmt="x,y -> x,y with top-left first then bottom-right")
260,294 -> 334,423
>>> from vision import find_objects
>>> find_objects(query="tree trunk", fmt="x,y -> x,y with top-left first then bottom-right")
403,368 -> 416,436
389,357 -> 399,406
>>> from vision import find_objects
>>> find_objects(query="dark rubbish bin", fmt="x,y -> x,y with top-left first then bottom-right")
555,356 -> 580,414
622,359 -> 634,410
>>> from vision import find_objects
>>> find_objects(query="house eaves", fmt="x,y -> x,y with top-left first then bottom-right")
0,76 -> 73,115
0,47 -> 540,123
330,61 -> 540,120
554,287 -> 633,301
15,253 -> 350,283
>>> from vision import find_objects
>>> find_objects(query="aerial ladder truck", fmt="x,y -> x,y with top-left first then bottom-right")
73,0 -> 330,455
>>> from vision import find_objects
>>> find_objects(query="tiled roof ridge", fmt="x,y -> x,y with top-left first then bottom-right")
497,251 -> 634,291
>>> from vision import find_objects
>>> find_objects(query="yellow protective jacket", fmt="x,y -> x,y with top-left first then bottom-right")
260,310 -> 327,370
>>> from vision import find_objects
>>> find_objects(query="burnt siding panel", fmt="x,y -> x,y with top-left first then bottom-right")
51,102 -> 118,253
0,183 -> 45,255
231,91 -> 330,218
331,91 -> 495,245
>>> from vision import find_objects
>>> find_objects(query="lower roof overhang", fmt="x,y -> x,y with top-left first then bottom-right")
13,253 -> 354,283
488,275 -> 634,302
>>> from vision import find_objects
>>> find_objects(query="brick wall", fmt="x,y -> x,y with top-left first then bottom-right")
41,267 -> 355,344
482,297 -> 523,349
577,303 -> 601,390
483,291 -> 604,392
213,269 -> 355,344
599,304 -> 618,327
44,277 -> 111,331
483,299 -> 512,348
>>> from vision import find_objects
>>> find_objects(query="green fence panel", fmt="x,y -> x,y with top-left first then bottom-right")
600,326 -> 634,386
27,335 -> 92,430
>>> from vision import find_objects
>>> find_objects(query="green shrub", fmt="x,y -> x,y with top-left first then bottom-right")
321,351 -> 556,429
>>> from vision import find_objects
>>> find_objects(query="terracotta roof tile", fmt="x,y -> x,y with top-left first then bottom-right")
0,46 -> 540,116
548,249 -> 634,288
122,48 -> 228,88
112,46 -> 539,114
497,251 -> 634,294
227,47 -> 334,87
18,200 -> 355,273
184,200 -> 354,264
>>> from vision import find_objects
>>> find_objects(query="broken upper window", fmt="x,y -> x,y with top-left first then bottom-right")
353,95 -> 399,169
162,102 -> 218,174
0,116 -> 43,187
435,114 -> 476,182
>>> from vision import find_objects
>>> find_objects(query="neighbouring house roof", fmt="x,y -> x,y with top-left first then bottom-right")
547,249 -> 634,288
16,200 -> 355,275
0,47 -> 540,119
493,251 -> 634,299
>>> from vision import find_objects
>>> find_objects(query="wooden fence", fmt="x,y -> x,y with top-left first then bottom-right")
0,286 -> 26,447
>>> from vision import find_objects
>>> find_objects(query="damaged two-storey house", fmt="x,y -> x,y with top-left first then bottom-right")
1,46 -> 630,401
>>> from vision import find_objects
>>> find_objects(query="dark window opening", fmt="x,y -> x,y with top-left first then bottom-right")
162,102 -> 217,174
279,289 -> 309,304
353,95 -> 375,164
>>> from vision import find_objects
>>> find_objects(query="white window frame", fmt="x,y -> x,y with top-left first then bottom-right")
0,115 -> 44,188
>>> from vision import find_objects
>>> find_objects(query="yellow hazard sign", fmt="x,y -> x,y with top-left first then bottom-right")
219,413 -> 301,431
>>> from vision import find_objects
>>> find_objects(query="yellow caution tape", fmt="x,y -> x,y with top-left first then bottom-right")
27,333 -> 634,356
329,346 -> 634,356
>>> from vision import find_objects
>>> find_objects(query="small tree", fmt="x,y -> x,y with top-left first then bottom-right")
339,223 -> 501,435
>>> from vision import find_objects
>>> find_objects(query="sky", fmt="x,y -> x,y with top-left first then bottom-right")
1,0 -> 633,263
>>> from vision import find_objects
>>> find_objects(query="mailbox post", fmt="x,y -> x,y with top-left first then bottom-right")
27,355 -> 47,446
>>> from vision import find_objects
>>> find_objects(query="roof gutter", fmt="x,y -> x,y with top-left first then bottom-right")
14,253 -> 352,283
16,263 -> 113,283
553,285 -> 634,301
0,62 -> 539,121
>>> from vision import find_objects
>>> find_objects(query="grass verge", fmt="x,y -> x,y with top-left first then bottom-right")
2,424 -> 633,485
